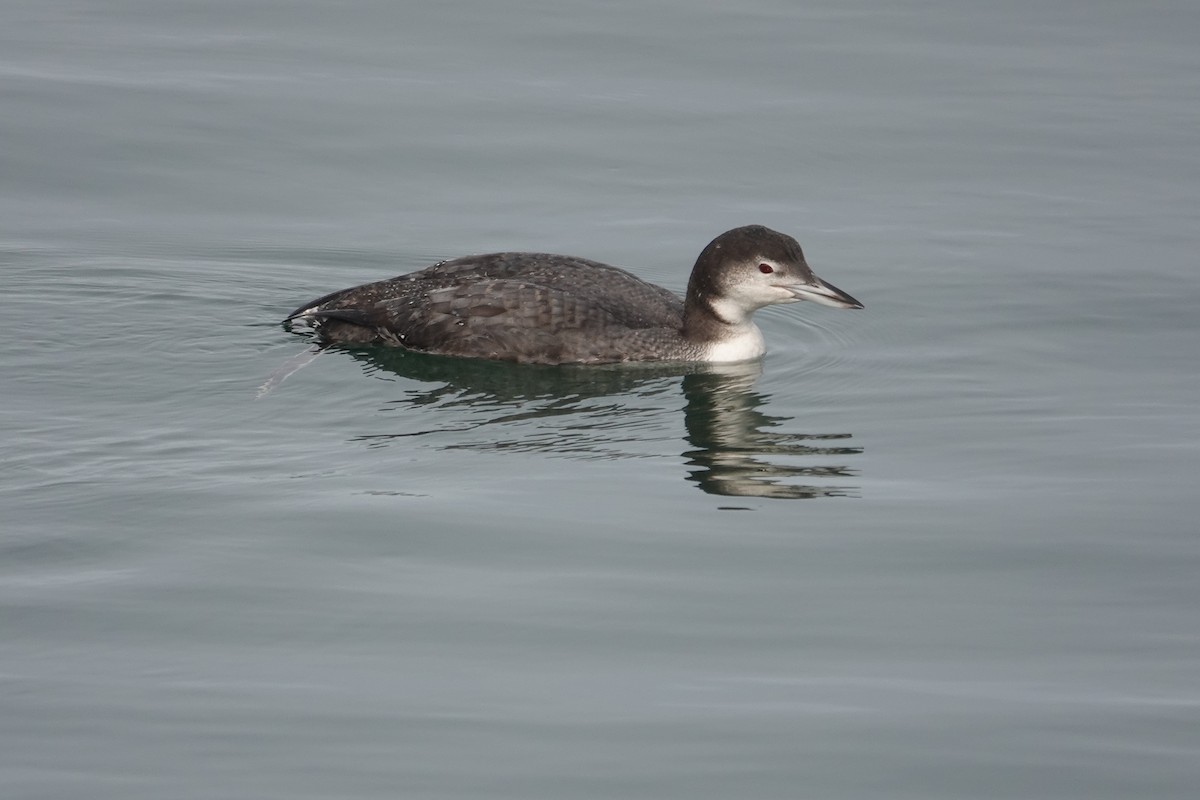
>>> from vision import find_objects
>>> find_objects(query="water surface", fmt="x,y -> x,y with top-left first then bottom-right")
3,1 -> 1199,798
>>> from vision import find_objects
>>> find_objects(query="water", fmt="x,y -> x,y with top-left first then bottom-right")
3,1 -> 1199,797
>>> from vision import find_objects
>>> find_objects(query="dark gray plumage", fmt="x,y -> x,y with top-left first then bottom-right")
283,225 -> 862,365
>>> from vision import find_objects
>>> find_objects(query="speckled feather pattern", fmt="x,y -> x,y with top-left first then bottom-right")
287,253 -> 699,364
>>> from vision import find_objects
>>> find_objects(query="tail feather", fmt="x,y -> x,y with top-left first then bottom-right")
287,307 -> 375,327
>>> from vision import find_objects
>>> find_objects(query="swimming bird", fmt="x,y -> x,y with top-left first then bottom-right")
283,225 -> 862,365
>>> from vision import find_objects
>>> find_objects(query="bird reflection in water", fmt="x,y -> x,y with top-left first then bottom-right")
272,345 -> 861,499
680,368 -> 860,499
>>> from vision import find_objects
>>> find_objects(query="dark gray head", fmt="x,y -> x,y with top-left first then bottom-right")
684,225 -> 863,328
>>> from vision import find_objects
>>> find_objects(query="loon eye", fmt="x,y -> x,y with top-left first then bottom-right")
758,263 -> 774,274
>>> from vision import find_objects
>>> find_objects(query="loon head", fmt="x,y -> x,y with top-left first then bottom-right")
685,225 -> 863,327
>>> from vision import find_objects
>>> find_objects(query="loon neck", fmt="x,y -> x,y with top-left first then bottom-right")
682,243 -> 760,343
683,298 -> 764,362
683,280 -> 757,334
686,291 -> 739,328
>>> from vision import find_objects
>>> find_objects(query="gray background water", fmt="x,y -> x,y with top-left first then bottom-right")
3,1 -> 1199,797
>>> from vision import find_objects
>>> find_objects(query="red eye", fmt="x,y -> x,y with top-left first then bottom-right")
758,263 -> 774,274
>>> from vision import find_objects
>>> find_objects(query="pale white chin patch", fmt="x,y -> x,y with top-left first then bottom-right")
710,288 -> 796,324
703,323 -> 766,363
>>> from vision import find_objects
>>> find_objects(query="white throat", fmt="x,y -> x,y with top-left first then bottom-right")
709,295 -> 755,325
702,322 -> 766,363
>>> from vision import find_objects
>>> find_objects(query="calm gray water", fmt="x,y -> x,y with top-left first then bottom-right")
3,1 -> 1199,797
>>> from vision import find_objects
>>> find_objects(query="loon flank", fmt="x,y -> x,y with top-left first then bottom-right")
283,225 -> 863,365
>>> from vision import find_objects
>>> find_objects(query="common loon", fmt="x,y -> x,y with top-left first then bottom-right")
283,225 -> 863,365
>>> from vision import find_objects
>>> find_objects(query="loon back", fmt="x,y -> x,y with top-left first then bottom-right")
285,253 -> 688,364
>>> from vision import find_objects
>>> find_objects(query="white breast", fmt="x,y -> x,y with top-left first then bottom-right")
702,324 -> 766,363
